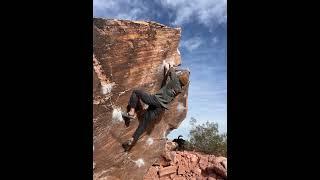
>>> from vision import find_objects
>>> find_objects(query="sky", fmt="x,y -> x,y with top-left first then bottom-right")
93,0 -> 227,139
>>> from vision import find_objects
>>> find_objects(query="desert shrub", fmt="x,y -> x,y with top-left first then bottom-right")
185,117 -> 227,157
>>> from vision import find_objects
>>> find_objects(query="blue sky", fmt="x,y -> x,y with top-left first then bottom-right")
93,0 -> 227,139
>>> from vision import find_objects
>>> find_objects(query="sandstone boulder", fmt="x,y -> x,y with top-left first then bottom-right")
93,18 -> 189,180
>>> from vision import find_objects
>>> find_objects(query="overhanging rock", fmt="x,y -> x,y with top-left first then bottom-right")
93,18 -> 189,180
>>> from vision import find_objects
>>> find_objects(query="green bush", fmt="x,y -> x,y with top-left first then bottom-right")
184,117 -> 227,157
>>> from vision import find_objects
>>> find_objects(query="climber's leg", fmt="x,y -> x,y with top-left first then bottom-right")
127,89 -> 160,116
123,106 -> 163,151
129,90 -> 159,106
122,110 -> 152,151
132,106 -> 163,142
132,110 -> 151,142
122,96 -> 164,151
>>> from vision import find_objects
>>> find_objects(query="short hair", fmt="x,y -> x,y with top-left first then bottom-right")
179,72 -> 189,86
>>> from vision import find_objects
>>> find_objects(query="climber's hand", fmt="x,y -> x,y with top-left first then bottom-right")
176,67 -> 190,73
164,62 -> 170,72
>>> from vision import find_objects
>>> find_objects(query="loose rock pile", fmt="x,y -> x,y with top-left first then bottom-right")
144,142 -> 227,180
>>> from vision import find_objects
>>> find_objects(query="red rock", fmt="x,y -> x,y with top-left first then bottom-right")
93,175 -> 120,180
153,159 -> 161,166
144,166 -> 159,179
189,155 -> 198,169
192,167 -> 202,175
191,155 -> 198,163
169,152 -> 177,162
185,166 -> 191,173
208,155 -> 216,163
221,160 -> 227,170
197,177 -> 206,180
182,157 -> 188,165
208,177 -> 216,180
208,172 -> 217,178
159,156 -> 171,167
159,166 -> 177,177
93,18 -> 189,180
178,165 -> 186,175
179,158 -> 190,173
162,150 -> 176,163
166,141 -> 178,151
144,177 -> 159,180
170,173 -> 176,179
174,154 -> 182,164
199,156 -> 209,170
189,161 -> 197,170
160,176 -> 171,180
214,157 -> 227,165
173,177 -> 186,180
211,164 -> 227,179
145,150 -> 227,180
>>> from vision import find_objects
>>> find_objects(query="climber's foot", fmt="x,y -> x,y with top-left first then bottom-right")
124,117 -> 130,127
122,139 -> 134,152
122,112 -> 136,120
122,112 -> 136,127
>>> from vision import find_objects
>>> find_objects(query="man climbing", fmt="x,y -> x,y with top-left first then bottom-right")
121,64 -> 190,151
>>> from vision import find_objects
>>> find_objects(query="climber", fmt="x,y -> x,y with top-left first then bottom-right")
121,64 -> 190,151
172,135 -> 186,151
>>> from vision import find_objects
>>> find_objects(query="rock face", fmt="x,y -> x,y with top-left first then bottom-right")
93,18 -> 189,180
144,142 -> 227,180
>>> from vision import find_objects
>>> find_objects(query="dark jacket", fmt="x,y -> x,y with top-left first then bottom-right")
155,67 -> 182,109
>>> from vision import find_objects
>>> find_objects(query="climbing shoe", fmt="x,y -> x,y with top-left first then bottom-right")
122,112 -> 137,127
121,112 -> 136,120
122,139 -> 134,152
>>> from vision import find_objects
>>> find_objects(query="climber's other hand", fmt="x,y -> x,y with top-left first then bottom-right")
164,62 -> 170,71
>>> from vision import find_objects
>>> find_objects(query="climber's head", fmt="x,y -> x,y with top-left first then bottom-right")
178,71 -> 190,87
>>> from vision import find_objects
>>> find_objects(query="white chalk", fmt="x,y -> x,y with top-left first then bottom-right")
101,82 -> 115,95
112,108 -> 124,122
146,138 -> 154,146
163,131 -> 167,138
177,102 -> 186,112
134,159 -> 145,168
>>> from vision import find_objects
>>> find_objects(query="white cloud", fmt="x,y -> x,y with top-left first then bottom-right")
212,36 -> 219,44
181,37 -> 203,51
160,0 -> 227,27
93,0 -> 227,28
93,0 -> 146,20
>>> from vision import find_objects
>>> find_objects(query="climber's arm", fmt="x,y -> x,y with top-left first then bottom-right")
166,66 -> 178,79
162,64 -> 174,87
162,64 -> 183,87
